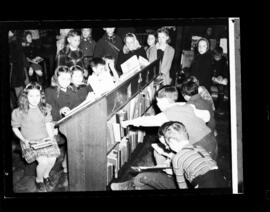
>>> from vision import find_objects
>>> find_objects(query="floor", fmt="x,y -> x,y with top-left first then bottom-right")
11,98 -> 231,192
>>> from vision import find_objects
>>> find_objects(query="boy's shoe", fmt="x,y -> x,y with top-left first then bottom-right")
110,180 -> 135,190
44,177 -> 55,192
35,181 -> 47,192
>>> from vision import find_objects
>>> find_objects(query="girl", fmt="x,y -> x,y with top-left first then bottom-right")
145,30 -> 157,63
70,65 -> 95,105
116,33 -> 147,76
156,27 -> 175,85
190,38 -> 214,91
11,82 -> 60,192
22,31 -> 44,85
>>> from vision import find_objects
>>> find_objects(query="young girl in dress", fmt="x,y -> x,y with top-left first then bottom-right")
11,82 -> 60,192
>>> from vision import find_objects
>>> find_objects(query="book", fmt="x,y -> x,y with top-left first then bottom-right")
130,165 -> 171,172
120,55 -> 141,74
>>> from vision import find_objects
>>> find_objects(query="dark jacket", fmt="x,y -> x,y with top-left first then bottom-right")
9,38 -> 27,87
212,56 -> 228,78
56,46 -> 84,68
70,84 -> 93,106
190,51 -> 214,91
79,38 -> 96,58
93,34 -> 123,61
116,47 -> 147,76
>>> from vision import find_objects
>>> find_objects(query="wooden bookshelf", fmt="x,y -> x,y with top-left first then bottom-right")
56,59 -> 160,191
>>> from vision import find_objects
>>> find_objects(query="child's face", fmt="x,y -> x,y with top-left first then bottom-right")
147,34 -> 155,47
104,28 -> 115,37
27,89 -> 41,107
58,72 -> 71,89
125,36 -> 135,51
198,40 -> 208,55
93,64 -> 105,75
26,34 -> 32,43
82,28 -> 91,38
72,70 -> 84,86
68,35 -> 80,49
158,32 -> 169,45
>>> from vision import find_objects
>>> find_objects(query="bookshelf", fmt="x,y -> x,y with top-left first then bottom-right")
56,59 -> 160,191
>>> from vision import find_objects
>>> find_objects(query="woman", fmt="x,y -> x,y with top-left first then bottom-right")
156,27 -> 175,85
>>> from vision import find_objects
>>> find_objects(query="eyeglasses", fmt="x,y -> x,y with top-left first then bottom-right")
25,82 -> 42,91
69,65 -> 83,72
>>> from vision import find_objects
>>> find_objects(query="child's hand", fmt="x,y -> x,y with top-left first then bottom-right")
60,107 -> 71,116
28,67 -> 34,76
35,69 -> 43,76
86,92 -> 96,102
23,139 -> 31,148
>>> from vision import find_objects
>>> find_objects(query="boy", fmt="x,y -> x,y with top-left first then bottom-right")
79,28 -> 96,58
181,79 -> 216,133
111,121 -> 227,190
159,121 -> 227,189
122,85 -> 217,160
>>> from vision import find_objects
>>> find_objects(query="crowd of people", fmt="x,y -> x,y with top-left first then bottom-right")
9,26 -> 229,192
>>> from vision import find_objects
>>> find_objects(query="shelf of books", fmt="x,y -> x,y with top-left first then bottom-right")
56,59 -> 160,191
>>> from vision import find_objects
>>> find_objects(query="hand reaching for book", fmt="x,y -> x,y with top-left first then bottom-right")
59,107 -> 71,116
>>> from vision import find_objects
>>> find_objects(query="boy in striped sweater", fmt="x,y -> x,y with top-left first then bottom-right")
159,121 -> 227,189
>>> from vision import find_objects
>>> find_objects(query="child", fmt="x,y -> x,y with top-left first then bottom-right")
70,65 -> 95,105
45,66 -> 81,177
156,27 -> 175,85
181,79 -> 216,133
87,57 -> 117,97
22,31 -> 44,85
79,28 -> 96,58
159,121 -> 227,189
212,46 -> 229,115
116,33 -> 148,76
111,121 -> 226,190
11,82 -> 60,192
121,85 -> 217,160
56,30 -> 87,77
184,76 -> 215,111
190,38 -> 214,91
145,30 -> 157,63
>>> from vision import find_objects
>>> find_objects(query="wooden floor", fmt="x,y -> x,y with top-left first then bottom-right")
11,99 -> 232,193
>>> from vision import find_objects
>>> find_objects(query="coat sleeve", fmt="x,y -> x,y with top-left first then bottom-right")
45,88 -> 61,121
93,40 -> 104,58
160,46 -> 175,75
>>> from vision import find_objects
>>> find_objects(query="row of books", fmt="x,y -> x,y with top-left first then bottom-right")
106,82 -> 157,184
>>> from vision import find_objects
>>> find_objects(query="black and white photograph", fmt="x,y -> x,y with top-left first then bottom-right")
2,18 -> 243,197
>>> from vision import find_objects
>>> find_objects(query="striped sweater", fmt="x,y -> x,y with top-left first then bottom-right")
172,144 -> 218,189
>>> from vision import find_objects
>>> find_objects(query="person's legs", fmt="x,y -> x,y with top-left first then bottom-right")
195,133 -> 218,161
43,157 -> 56,178
133,171 -> 177,190
36,156 -> 49,182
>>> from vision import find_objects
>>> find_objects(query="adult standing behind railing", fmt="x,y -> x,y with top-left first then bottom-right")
156,27 -> 175,85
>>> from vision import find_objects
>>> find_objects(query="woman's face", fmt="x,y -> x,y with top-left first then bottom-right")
125,36 -> 135,51
72,70 -> 84,86
26,34 -> 32,43
147,34 -> 156,47
58,72 -> 71,89
158,32 -> 169,45
198,40 -> 208,55
27,89 -> 41,107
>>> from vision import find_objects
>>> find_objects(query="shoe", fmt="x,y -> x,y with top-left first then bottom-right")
35,181 -> 47,192
44,177 -> 54,192
110,180 -> 134,190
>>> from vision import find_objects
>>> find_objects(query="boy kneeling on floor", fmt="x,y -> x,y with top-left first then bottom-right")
111,121 -> 228,190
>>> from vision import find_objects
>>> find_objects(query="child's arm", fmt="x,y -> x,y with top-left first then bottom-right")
121,113 -> 169,128
12,127 -> 30,147
45,122 -> 55,141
